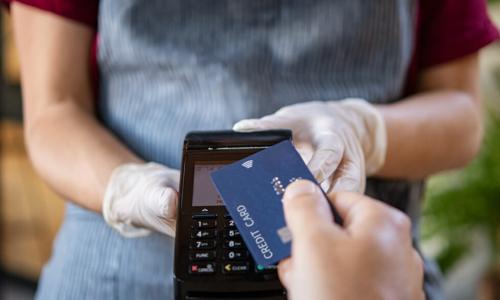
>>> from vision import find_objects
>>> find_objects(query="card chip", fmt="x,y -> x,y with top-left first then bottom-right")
277,227 -> 292,244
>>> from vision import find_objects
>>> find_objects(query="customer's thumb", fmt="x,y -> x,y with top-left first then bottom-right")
282,180 -> 334,239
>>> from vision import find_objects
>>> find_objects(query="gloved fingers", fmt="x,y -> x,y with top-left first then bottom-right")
294,141 -> 314,165
320,180 -> 333,193
142,167 -> 181,223
103,164 -> 152,238
307,131 -> 344,184
141,185 -> 178,237
233,118 -> 274,132
159,187 -> 179,220
104,162 -> 181,238
326,132 -> 366,193
337,99 -> 387,176
233,113 -> 300,132
143,213 -> 176,237
134,175 -> 177,237
274,100 -> 324,116
308,147 -> 343,184
146,184 -> 179,221
330,157 -> 365,193
144,163 -> 181,189
157,170 -> 181,192
148,217 -> 177,237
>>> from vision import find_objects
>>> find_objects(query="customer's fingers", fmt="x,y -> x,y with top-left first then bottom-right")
277,258 -> 292,288
327,192 -> 381,230
283,180 -> 341,240
329,192 -> 412,239
413,251 -> 424,279
326,191 -> 364,222
411,251 -> 426,300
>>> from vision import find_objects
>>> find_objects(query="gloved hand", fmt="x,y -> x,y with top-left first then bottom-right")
103,162 -> 180,237
233,99 -> 386,193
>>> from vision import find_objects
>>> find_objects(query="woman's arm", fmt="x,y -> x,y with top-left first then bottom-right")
12,3 -> 142,212
375,53 -> 482,179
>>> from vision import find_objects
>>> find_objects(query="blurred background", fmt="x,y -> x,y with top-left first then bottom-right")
0,3 -> 499,300
0,5 -> 65,299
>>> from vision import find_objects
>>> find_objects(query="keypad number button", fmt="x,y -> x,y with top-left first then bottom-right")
191,229 -> 216,239
223,239 -> 245,249
224,250 -> 248,261
224,229 -> 240,238
224,219 -> 236,228
193,219 -> 217,229
192,240 -> 216,250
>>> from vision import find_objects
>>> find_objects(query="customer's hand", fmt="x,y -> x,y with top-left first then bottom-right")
279,180 -> 424,300
233,99 -> 386,193
103,162 -> 180,237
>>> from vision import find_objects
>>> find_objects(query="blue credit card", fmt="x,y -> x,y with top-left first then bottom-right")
210,140 -> 322,266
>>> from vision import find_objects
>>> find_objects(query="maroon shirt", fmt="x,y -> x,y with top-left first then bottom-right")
3,0 -> 500,92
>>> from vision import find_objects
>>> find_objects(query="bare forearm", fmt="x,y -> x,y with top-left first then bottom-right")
375,90 -> 482,179
25,100 -> 142,212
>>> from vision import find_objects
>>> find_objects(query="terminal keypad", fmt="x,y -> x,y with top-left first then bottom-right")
188,213 -> 277,276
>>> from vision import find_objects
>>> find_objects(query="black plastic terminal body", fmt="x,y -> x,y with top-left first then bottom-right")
183,130 -> 293,150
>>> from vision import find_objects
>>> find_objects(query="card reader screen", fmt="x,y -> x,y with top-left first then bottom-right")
192,164 -> 225,207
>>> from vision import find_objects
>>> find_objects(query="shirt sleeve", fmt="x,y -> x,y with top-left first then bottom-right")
2,0 -> 98,30
418,0 -> 500,69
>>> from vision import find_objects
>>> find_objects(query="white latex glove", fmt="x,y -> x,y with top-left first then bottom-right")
233,99 -> 386,193
103,162 -> 180,237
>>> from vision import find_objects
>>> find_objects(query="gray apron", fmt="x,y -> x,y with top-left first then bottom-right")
35,1 -> 442,299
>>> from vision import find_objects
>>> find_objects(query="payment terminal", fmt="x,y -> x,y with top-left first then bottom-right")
174,130 -> 290,300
